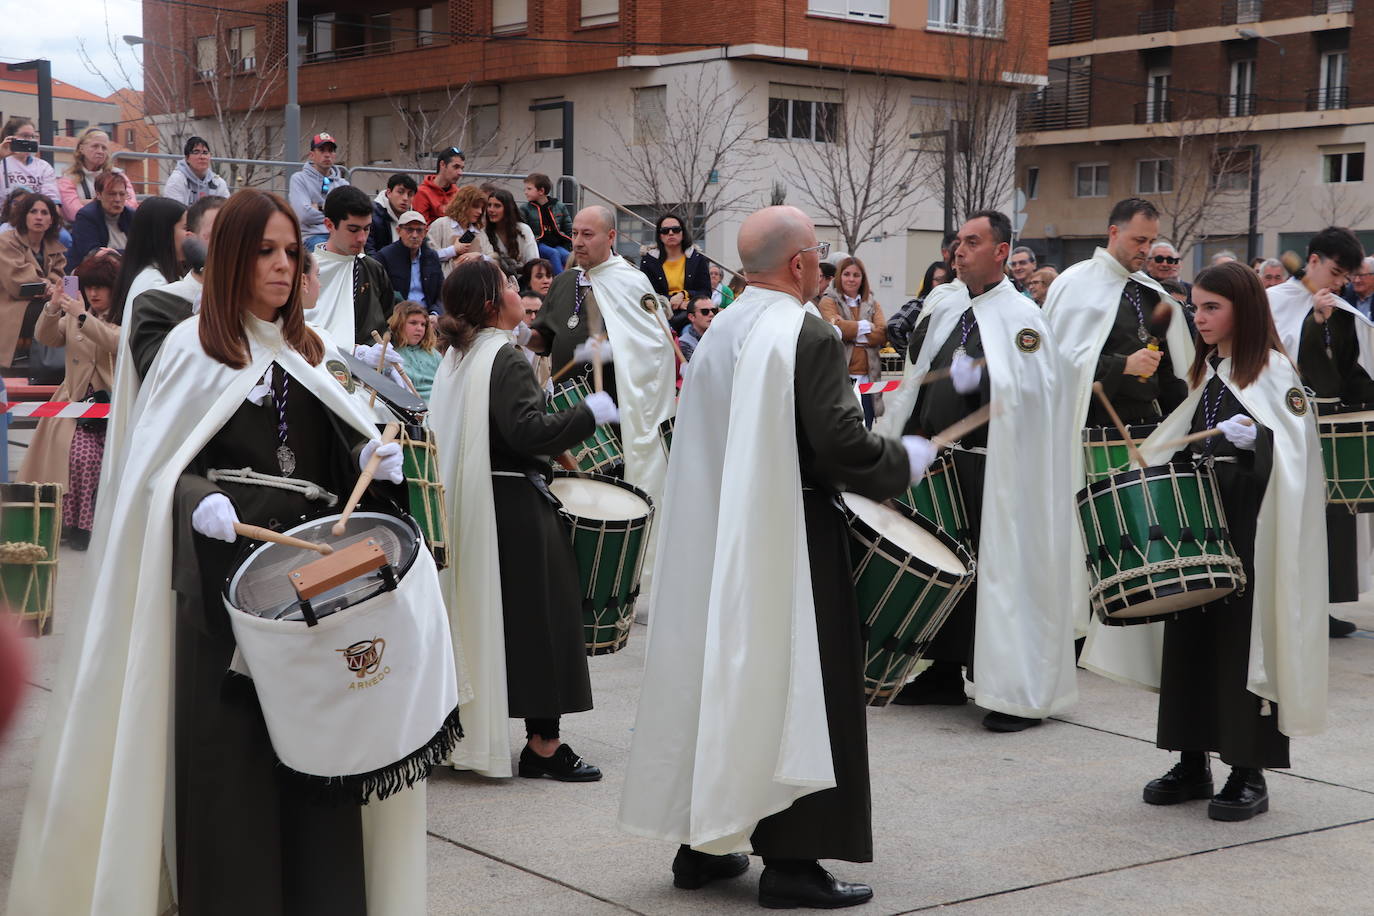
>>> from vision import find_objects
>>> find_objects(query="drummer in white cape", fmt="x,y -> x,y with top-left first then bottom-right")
1266,226 -> 1371,638
7,191 -> 434,916
524,205 -> 676,590
619,206 -> 934,910
1082,261 -> 1328,822
881,210 -> 1078,733
430,256 -> 617,780
308,185 -> 396,371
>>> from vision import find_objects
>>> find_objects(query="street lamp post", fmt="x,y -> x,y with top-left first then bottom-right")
6,61 -> 53,167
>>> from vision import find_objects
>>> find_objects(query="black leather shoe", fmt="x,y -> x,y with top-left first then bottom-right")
758,862 -> 873,910
1330,615 -> 1357,638
890,664 -> 966,706
517,743 -> 602,782
69,528 -> 91,552
982,711 -> 1042,732
672,845 -> 749,890
1143,755 -> 1213,805
1209,767 -> 1268,821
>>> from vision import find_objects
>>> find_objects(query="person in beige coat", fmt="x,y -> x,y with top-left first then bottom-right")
17,252 -> 121,550
818,255 -> 887,426
0,192 -> 67,368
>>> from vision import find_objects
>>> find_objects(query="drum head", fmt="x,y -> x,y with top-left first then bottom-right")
550,476 -> 650,521
1106,585 -> 1234,620
226,512 -> 421,622
842,493 -> 966,575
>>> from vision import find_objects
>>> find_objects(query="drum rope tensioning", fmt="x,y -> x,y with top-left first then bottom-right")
1,483 -> 62,635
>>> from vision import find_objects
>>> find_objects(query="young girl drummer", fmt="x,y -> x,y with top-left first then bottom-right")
430,256 -> 619,781
1083,261 -> 1328,822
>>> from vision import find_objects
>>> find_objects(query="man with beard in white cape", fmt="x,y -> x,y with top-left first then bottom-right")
1267,226 -> 1371,638
1042,198 -> 1193,642
7,191 -> 431,916
881,210 -> 1079,732
619,206 -> 931,910
526,206 -> 676,594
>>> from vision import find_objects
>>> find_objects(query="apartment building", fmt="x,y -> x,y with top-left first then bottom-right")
1016,0 -> 1372,276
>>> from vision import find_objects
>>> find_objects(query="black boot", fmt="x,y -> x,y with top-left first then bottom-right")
517,743 -> 602,782
671,845 -> 749,890
890,661 -> 966,706
69,528 -> 92,552
1143,752 -> 1213,805
758,859 -> 873,910
982,711 -> 1043,732
1330,615 -> 1357,638
1208,766 -> 1269,821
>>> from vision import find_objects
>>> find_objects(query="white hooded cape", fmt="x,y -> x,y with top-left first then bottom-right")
618,287 -> 832,853
7,316 -> 427,916
877,277 -> 1079,718
1081,350 -> 1329,737
1269,275 -> 1374,377
428,329 -> 508,776
1042,248 -> 1195,635
307,245 -> 364,348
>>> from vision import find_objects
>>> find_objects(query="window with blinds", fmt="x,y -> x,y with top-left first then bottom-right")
581,0 -> 619,26
493,0 -> 528,33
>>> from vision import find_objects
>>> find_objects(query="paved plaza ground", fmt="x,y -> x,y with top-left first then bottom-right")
4,513 -> 1374,914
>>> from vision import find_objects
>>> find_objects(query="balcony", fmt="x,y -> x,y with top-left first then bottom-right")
1312,0 -> 1354,12
1134,99 -> 1173,123
1221,0 -> 1263,23
1049,0 -> 1095,45
1137,9 -> 1176,33
1222,93 -> 1258,117
1307,86 -> 1350,110
1018,87 -> 1091,132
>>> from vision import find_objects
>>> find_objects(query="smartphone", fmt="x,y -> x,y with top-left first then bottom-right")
10,138 -> 38,154
18,281 -> 47,299
63,275 -> 81,302
458,229 -> 477,244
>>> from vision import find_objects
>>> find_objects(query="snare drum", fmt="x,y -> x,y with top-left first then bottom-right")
894,448 -> 970,545
549,471 -> 655,655
223,510 -> 460,800
1316,404 -> 1374,507
1081,423 -> 1159,485
1076,463 -> 1247,625
0,483 -> 62,635
399,424 -> 450,569
842,493 -> 976,705
548,378 -> 623,474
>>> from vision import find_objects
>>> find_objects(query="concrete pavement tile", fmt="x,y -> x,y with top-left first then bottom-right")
426,833 -> 633,915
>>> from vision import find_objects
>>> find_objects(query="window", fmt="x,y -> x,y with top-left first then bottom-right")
1229,59 -> 1256,116
365,115 -> 394,164
195,36 -> 216,79
1210,147 -> 1253,191
768,85 -> 842,143
493,0 -> 528,33
533,98 -> 565,151
1324,149 -> 1365,183
467,104 -> 499,153
1145,66 -> 1170,122
1074,163 -> 1108,198
1136,158 -> 1174,194
228,26 -> 256,71
416,6 -> 434,46
928,0 -> 1003,37
807,0 -> 889,23
368,14 -> 392,53
1026,166 -> 1039,200
125,128 -> 135,146
580,0 -> 619,26
308,13 -> 335,61
617,203 -> 705,252
633,86 -> 667,145
1319,50 -> 1348,110
64,119 -> 88,137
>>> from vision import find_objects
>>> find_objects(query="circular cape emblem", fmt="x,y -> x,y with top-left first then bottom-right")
1286,387 -> 1308,416
1015,328 -> 1041,353
641,293 -> 662,313
326,359 -> 356,394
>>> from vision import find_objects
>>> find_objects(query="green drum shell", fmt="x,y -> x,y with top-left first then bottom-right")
843,495 -> 977,706
1081,423 -> 1159,485
1076,462 -> 1246,626
0,483 -> 62,635
551,470 -> 655,656
894,449 -> 970,545
658,416 -> 675,455
548,379 -> 624,474
400,425 -> 449,570
1317,409 -> 1374,507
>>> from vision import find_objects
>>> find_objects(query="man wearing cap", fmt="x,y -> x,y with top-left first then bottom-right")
376,211 -> 444,315
290,132 -> 350,251
413,147 -> 465,224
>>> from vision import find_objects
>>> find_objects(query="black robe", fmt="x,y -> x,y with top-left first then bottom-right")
129,286 -> 194,380
488,344 -> 598,717
1156,375 -> 1289,769
170,365 -> 385,916
749,314 -> 909,863
1088,280 -> 1188,426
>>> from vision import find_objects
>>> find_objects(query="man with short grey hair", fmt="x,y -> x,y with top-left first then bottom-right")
1008,245 -> 1037,296
1343,256 -> 1374,320
1260,258 -> 1289,289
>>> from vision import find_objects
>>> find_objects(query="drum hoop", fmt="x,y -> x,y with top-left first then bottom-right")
551,470 -> 655,514
1078,460 -> 1217,503
843,498 -> 975,583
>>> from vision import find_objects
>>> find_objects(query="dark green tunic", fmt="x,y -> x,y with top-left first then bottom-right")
531,270 -> 620,401
750,313 -> 910,864
1088,280 -> 1188,426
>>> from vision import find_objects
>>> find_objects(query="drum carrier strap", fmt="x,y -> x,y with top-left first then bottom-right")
207,467 -> 339,506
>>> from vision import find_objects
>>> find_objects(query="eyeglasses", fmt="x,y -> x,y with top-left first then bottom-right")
694,307 -> 718,316
1152,255 -> 1181,265
524,308 -> 539,317
795,242 -> 831,261
659,226 -> 683,236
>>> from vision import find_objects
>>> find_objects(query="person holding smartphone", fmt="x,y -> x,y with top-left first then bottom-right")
427,184 -> 491,277
0,191 -> 66,368
0,117 -> 59,203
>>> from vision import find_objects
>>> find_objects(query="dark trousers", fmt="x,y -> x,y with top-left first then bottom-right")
1327,506 -> 1359,604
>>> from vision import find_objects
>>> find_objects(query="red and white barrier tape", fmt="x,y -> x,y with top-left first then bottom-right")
855,379 -> 902,395
4,401 -> 109,419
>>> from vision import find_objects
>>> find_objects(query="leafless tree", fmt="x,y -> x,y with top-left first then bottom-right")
383,84 -> 536,182
599,70 -> 762,238
1315,181 -> 1374,230
776,69 -> 930,257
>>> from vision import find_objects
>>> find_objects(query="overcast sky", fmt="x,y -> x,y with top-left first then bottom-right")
6,0 -> 145,97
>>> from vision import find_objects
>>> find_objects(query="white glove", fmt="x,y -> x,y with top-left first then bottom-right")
361,439 -> 405,484
572,338 -> 613,364
950,352 -> 983,395
902,435 -> 938,482
436,245 -> 457,261
191,493 -> 239,543
513,322 -> 532,347
1217,414 -> 1257,451
354,343 -> 400,369
584,391 -> 619,425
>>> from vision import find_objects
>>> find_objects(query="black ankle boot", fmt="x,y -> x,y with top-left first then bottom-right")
1143,752 -> 1213,805
891,662 -> 966,706
1209,766 -> 1268,821
671,845 -> 749,889
758,860 -> 873,909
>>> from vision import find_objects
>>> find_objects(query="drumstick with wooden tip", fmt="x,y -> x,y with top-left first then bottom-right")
333,422 -> 400,537
372,329 -> 420,397
368,333 -> 392,409
931,402 -> 998,449
549,334 -> 607,386
233,523 -> 333,555
592,337 -> 605,394
1151,418 -> 1254,454
1092,382 -> 1147,469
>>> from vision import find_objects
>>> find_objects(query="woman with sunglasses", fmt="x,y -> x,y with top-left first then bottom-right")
639,212 -> 711,313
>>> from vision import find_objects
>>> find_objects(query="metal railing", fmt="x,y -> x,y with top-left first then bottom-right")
1137,9 -> 1177,32
1223,93 -> 1259,117
1134,99 -> 1174,124
1307,86 -> 1350,110
1221,0 -> 1263,23
1048,0 -> 1095,44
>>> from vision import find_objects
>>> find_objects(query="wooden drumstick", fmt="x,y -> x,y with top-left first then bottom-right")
368,333 -> 392,409
1092,381 -> 1147,470
333,422 -> 400,536
651,304 -> 689,367
931,402 -> 997,449
233,523 -> 333,555
592,338 -> 605,393
372,329 -> 420,397
1151,418 -> 1254,454
555,452 -> 578,471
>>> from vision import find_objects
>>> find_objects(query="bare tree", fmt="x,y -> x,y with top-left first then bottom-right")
1315,181 -> 1374,230
599,69 -> 762,237
776,69 -> 930,256
383,84 -> 535,181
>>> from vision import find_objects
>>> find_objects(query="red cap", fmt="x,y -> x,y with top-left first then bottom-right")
310,132 -> 337,150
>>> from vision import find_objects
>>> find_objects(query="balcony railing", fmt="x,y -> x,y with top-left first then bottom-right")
1049,0 -> 1095,44
1138,9 -> 1176,32
1307,86 -> 1350,110
1222,94 -> 1258,117
1135,99 -> 1174,123
1221,0 -> 1263,23
1018,87 -> 1091,132
1313,0 -> 1354,13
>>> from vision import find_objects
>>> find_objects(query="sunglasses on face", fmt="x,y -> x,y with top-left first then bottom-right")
659,226 -> 683,235
694,307 -> 718,316
1153,255 -> 1180,265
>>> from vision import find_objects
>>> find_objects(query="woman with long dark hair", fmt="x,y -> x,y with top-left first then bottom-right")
0,191 -> 65,367
110,195 -> 187,324
483,187 -> 538,276
639,211 -> 711,308
430,257 -> 617,782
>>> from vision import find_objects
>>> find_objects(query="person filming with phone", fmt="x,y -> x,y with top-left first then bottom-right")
0,117 -> 59,202
0,191 -> 66,369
